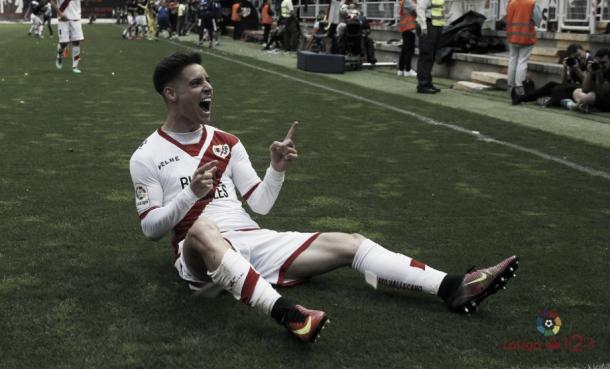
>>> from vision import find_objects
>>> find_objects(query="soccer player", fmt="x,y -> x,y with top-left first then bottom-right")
52,0 -> 84,73
123,0 -> 138,39
129,52 -> 519,343
25,0 -> 44,38
135,0 -> 149,39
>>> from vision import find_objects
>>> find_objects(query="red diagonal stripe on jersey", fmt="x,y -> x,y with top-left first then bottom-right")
410,258 -> 426,270
59,0 -> 73,12
240,267 -> 260,305
242,182 -> 261,200
157,128 -> 207,157
171,130 -> 239,254
139,206 -> 159,219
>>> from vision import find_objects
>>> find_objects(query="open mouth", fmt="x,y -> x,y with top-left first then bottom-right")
199,98 -> 211,113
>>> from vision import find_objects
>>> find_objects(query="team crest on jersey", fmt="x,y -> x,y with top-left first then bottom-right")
135,184 -> 149,206
213,144 -> 230,159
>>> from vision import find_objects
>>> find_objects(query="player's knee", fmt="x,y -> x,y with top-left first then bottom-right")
348,233 -> 366,251
185,218 -> 221,253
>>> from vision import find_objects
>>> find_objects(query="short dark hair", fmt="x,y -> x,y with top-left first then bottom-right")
594,48 -> 610,59
153,51 -> 202,95
566,43 -> 582,56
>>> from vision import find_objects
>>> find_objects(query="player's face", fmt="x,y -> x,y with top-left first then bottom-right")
175,64 -> 213,125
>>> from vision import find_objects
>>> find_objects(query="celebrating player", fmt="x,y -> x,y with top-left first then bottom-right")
129,52 -> 519,343
122,0 -> 138,39
25,0 -> 44,38
52,0 -> 84,73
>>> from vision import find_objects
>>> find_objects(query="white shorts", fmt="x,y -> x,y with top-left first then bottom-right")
30,14 -> 42,26
174,229 -> 321,290
58,20 -> 84,43
135,15 -> 147,26
127,15 -> 134,25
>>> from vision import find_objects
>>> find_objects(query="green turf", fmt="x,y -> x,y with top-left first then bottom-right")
1,24 -> 609,369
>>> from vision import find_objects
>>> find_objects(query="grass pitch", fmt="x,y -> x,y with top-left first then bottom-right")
1,24 -> 609,369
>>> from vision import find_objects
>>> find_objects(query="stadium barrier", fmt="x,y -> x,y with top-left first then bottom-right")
293,0 -> 607,34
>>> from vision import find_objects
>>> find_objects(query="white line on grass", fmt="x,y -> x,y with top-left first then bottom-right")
168,40 -> 610,181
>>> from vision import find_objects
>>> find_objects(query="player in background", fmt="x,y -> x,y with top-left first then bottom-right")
51,0 -> 84,73
135,0 -> 149,39
122,0 -> 138,39
25,0 -> 44,38
130,52 -> 520,343
42,1 -> 54,37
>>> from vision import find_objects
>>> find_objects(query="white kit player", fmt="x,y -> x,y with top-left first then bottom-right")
129,52 -> 520,343
135,0 -> 149,39
25,0 -> 44,38
52,0 -> 84,73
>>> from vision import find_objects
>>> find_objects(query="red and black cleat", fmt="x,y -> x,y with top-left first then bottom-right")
446,255 -> 519,314
285,305 -> 329,343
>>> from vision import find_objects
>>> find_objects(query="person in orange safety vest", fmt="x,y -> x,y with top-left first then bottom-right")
397,0 -> 418,77
506,0 -> 542,104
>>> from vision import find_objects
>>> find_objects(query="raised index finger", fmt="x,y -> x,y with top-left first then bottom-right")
285,121 -> 299,140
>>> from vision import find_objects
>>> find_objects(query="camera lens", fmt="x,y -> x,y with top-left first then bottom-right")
591,62 -> 600,71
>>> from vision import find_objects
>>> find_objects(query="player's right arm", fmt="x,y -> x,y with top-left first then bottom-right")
50,0 -> 67,20
129,156 -> 217,241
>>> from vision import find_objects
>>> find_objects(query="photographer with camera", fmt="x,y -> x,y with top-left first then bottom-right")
570,48 -> 610,113
513,44 -> 591,107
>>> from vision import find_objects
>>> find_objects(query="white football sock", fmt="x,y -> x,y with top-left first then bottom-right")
56,44 -> 64,60
72,46 -> 80,69
208,249 -> 281,315
352,239 -> 447,295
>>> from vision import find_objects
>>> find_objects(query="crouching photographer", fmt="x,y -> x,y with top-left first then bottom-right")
513,44 -> 591,106
571,48 -> 610,113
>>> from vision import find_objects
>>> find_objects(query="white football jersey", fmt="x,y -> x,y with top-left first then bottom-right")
57,0 -> 81,20
130,125 -> 265,247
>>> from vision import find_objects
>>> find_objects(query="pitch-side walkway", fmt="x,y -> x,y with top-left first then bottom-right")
176,34 -> 610,149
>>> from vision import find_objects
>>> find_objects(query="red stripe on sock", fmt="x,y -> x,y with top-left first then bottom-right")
240,267 -> 260,305
410,258 -> 426,270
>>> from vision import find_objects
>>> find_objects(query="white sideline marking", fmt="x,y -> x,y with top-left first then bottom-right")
168,40 -> 610,182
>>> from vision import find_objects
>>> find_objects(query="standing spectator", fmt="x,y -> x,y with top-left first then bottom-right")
156,0 -> 174,38
280,0 -> 296,51
397,0 -> 417,77
231,0 -> 242,39
177,0 -> 186,35
327,0 -> 343,53
184,0 -> 199,34
260,0 -> 273,48
146,0 -> 157,39
168,0 -> 179,37
415,0 -> 445,93
198,0 -> 215,47
211,0 -> 222,44
506,0 -> 542,103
